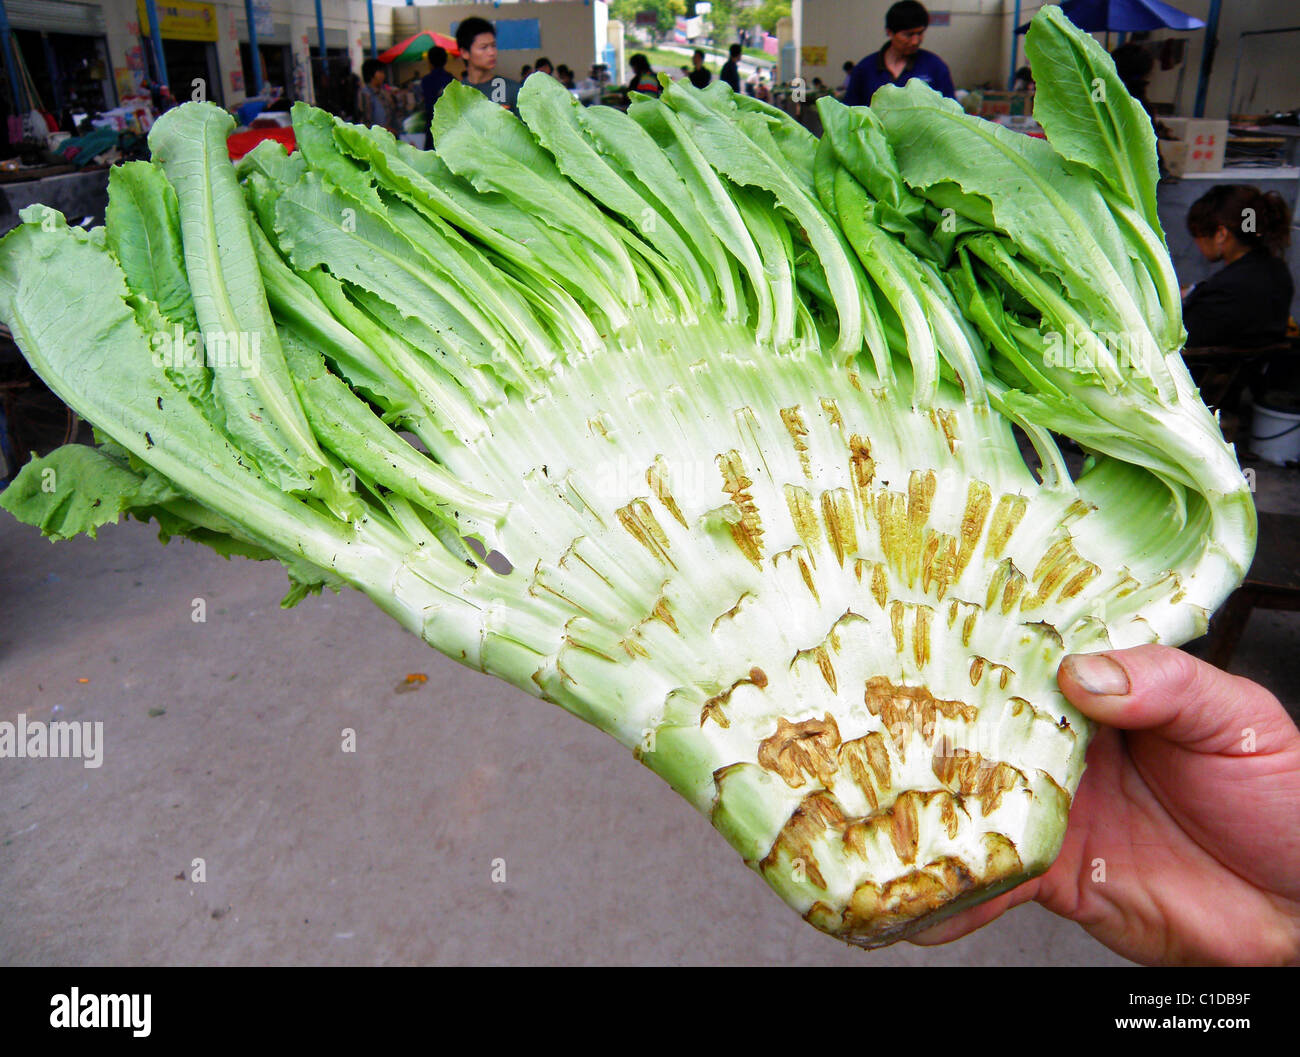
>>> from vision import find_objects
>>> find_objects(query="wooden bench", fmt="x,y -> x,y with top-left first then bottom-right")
1202,510 -> 1300,669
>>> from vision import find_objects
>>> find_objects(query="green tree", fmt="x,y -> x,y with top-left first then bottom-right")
754,0 -> 791,34
705,0 -> 737,41
611,0 -> 686,37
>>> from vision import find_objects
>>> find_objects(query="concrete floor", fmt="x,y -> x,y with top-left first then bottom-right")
1,449 -> 1295,967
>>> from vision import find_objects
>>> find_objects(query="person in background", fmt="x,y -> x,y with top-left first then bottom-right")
556,65 -> 577,91
627,53 -> 661,98
574,65 -> 604,105
720,44 -> 742,93
456,16 -> 520,112
535,57 -> 554,77
393,76 -> 418,131
146,79 -> 176,114
340,70 -> 361,122
1181,184 -> 1294,349
357,58 -> 395,132
839,59 -> 854,95
520,64 -> 533,80
844,0 -> 954,106
688,49 -> 712,89
422,46 -> 453,149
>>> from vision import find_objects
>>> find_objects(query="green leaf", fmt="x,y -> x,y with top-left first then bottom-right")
660,78 -> 863,357
147,102 -> 358,517
628,97 -> 778,344
1025,4 -> 1161,235
816,95 -> 939,262
0,443 -> 177,540
517,73 -> 717,318
105,161 -> 198,330
432,82 -> 641,308
871,80 -> 1152,360
331,121 -> 619,337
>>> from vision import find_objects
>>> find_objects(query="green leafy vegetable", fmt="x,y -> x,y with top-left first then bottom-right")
0,7 -> 1254,950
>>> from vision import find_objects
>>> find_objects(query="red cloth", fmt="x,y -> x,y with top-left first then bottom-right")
226,126 -> 296,161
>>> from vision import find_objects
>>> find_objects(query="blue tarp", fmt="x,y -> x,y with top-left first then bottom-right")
1016,0 -> 1205,34
237,99 -> 269,126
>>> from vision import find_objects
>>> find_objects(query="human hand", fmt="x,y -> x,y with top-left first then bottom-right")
910,644 -> 1300,965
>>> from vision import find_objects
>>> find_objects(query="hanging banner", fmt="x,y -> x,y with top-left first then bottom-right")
251,0 -> 273,37
137,1 -> 218,43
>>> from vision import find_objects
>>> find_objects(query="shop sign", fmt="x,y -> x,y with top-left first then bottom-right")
136,1 -> 219,43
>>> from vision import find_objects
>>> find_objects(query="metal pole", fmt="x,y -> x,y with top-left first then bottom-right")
40,31 -> 62,113
792,0 -> 801,87
1007,0 -> 1022,90
368,0 -> 377,59
1193,0 -> 1222,117
144,0 -> 169,88
0,0 -> 27,114
315,0 -> 327,57
245,0 -> 263,95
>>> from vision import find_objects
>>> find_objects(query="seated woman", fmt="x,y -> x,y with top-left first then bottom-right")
626,54 -> 661,98
1182,184 -> 1294,349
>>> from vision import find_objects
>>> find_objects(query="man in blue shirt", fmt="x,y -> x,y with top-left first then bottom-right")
844,1 -> 954,106
421,46 -> 453,149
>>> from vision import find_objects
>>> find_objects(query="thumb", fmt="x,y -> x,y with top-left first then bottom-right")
1057,644 -> 1293,756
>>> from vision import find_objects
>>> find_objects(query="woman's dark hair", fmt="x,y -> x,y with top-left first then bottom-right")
629,53 -> 651,76
455,16 -> 495,56
361,58 -> 384,83
426,46 -> 447,69
886,1 -> 930,33
1188,184 -> 1293,257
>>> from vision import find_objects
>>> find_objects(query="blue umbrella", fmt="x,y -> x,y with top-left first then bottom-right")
1016,0 -> 1205,34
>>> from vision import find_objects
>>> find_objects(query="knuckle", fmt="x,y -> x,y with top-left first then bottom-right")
1123,643 -> 1205,703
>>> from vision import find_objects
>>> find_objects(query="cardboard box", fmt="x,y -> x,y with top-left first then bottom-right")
977,90 -> 1033,118
1157,117 -> 1228,175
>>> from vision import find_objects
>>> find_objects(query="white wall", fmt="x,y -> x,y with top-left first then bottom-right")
1001,0 -> 1300,119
